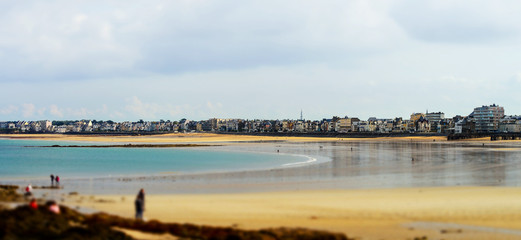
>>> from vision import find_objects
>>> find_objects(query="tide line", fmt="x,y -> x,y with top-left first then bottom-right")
281,156 -> 317,167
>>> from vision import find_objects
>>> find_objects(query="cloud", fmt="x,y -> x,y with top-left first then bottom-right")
0,1 -> 139,82
391,0 -> 521,43
21,103 -> 36,118
137,1 -> 406,74
1,103 -> 116,120
124,96 -> 187,120
49,105 -> 63,118
37,107 -> 46,117
66,107 -> 92,118
0,105 -> 18,115
511,73 -> 521,85
206,102 -> 223,111
0,1 -> 406,82
110,111 -> 125,120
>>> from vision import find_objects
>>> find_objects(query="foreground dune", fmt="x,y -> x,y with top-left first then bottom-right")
65,187 -> 521,240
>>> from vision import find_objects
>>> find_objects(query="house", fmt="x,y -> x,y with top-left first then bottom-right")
415,116 -> 430,132
499,116 -> 521,133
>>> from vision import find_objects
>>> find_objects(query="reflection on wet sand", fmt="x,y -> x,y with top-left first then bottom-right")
39,141 -> 521,195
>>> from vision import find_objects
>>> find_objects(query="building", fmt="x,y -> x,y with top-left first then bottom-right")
332,117 -> 360,133
425,112 -> 444,122
472,104 -> 504,132
499,115 -> 521,133
409,113 -> 425,131
416,116 -> 430,132
454,116 -> 475,134
425,112 -> 445,132
410,113 -> 425,122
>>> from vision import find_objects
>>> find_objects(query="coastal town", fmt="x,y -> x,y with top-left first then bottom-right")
0,104 -> 518,135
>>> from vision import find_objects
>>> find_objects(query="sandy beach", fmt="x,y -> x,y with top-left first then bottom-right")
0,132 -> 452,143
64,187 -> 521,240
3,133 -> 521,239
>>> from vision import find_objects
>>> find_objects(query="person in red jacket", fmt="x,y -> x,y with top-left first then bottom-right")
24,184 -> 33,198
29,198 -> 38,209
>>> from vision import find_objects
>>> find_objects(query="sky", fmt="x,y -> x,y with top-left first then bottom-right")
1,0 -> 521,121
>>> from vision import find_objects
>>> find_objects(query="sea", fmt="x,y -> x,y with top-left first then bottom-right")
0,139 -> 311,180
2,138 -> 521,194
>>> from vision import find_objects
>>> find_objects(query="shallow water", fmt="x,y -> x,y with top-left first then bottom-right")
0,139 -> 308,180
3,139 -> 521,195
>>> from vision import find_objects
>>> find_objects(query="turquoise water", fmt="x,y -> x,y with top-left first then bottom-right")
0,139 -> 307,180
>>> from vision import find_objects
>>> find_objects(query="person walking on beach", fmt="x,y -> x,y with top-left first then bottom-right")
55,175 -> 60,186
134,188 -> 145,220
50,174 -> 55,186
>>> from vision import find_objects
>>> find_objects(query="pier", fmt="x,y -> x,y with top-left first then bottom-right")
447,133 -> 521,141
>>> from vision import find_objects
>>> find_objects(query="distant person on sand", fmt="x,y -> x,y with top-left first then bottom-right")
50,174 -> 55,185
24,184 -> 33,197
48,201 -> 60,214
55,175 -> 60,185
134,188 -> 145,220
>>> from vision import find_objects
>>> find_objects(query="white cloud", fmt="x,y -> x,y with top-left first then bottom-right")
2,1 -> 521,121
49,105 -> 63,118
110,111 -> 125,120
66,107 -> 92,118
512,73 -> 521,84
37,107 -> 46,117
391,0 -> 521,43
21,103 -> 36,118
206,101 -> 223,111
125,96 -> 156,119
124,96 -> 188,120
99,104 -> 109,115
0,1 -> 408,82
0,105 -> 18,115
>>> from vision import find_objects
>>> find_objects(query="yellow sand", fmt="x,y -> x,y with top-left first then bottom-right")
0,133 -> 449,143
66,187 -> 521,240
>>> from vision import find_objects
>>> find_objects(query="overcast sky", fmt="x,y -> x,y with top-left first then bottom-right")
1,0 -> 521,121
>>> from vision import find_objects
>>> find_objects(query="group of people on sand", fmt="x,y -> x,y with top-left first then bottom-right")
24,174 -> 62,214
28,198 -> 60,214
50,174 -> 60,186
24,176 -> 145,221
24,174 -> 61,197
